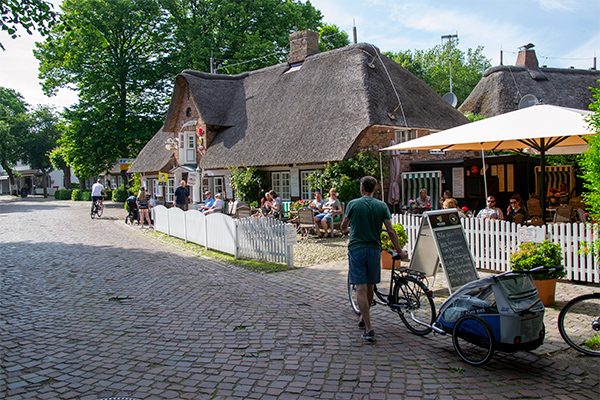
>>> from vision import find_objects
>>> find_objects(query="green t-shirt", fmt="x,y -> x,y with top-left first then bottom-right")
345,196 -> 392,251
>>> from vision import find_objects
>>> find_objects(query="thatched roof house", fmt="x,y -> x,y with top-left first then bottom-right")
137,31 -> 471,203
129,128 -> 174,175
460,47 -> 600,117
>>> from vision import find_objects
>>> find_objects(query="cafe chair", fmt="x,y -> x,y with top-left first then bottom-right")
526,198 -> 542,217
297,208 -> 316,236
554,204 -> 574,223
529,216 -> 545,226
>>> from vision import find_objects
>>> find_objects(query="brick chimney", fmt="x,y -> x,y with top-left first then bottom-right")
515,45 -> 539,68
287,30 -> 319,64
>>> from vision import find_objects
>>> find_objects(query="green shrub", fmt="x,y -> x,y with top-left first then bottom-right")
71,189 -> 82,201
510,240 -> 567,280
381,223 -> 408,251
54,189 -> 73,200
105,189 -> 113,200
81,190 -> 92,201
112,187 -> 129,202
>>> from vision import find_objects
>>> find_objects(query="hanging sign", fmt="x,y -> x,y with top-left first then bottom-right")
187,171 -> 198,186
158,172 -> 168,187
408,209 -> 478,294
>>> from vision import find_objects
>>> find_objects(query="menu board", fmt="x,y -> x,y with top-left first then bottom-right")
435,227 -> 478,291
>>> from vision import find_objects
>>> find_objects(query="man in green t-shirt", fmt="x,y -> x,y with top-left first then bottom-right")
341,176 -> 402,341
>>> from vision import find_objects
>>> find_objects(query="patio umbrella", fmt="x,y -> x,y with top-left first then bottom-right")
387,139 -> 401,211
382,105 -> 594,221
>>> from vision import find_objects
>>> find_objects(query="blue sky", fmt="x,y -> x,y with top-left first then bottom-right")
1,0 -> 598,109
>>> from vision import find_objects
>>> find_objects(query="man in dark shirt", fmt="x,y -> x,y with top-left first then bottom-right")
173,180 -> 189,210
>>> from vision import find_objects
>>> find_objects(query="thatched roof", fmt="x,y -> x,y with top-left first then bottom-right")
459,65 -> 600,117
164,43 -> 469,170
128,127 -> 175,174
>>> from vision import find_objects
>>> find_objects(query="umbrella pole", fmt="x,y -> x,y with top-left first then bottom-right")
540,141 -> 547,222
481,144 -> 488,201
379,152 -> 384,202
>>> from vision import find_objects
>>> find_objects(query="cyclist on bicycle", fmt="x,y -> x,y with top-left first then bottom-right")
91,179 -> 107,205
341,176 -> 403,342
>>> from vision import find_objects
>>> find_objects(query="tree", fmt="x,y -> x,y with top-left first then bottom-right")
0,87 -> 28,192
318,23 -> 349,52
19,105 -> 62,197
580,84 -> 600,224
34,0 -> 174,179
161,0 -> 323,74
48,145 -> 72,189
0,0 -> 57,50
385,42 -> 491,105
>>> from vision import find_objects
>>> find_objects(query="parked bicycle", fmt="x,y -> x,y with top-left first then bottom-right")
558,292 -> 600,356
90,196 -> 104,219
348,250 -> 436,336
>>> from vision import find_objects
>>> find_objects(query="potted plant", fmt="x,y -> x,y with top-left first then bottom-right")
510,240 -> 566,306
380,223 -> 409,269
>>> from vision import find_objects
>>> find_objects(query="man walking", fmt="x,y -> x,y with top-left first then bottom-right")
341,176 -> 403,341
173,180 -> 189,210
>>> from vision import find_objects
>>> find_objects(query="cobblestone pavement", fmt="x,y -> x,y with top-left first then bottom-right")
1,196 -> 598,400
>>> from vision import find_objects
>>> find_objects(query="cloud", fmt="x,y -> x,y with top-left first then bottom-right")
536,0 -> 576,11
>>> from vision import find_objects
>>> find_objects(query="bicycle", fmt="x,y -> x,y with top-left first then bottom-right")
90,196 -> 104,219
348,250 -> 436,336
558,292 -> 600,356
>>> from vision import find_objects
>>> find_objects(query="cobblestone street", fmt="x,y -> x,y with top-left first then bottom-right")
1,197 -> 598,399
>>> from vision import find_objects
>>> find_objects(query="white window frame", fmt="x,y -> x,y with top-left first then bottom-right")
271,171 -> 291,200
300,170 -> 316,200
166,178 -> 175,203
202,176 -> 224,199
394,129 -> 418,154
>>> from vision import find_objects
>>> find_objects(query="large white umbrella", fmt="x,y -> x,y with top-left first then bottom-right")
382,105 -> 594,220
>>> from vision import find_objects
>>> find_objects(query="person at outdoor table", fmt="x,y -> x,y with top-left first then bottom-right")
204,193 -> 224,215
416,188 -> 431,208
443,198 -> 465,218
309,191 -> 325,215
199,191 -> 215,213
314,188 -> 342,238
505,195 -> 529,224
438,190 -> 452,210
476,196 -> 504,220
266,190 -> 282,219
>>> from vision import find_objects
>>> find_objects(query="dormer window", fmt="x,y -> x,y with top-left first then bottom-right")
186,107 -> 192,117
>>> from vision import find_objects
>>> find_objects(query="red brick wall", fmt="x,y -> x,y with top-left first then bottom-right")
169,82 -> 205,165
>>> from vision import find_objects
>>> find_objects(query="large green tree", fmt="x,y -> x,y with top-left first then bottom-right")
0,0 -> 57,50
0,87 -> 28,190
318,23 -> 349,52
580,84 -> 600,223
19,105 -> 62,197
161,0 -> 323,74
385,42 -> 491,105
34,0 -> 175,179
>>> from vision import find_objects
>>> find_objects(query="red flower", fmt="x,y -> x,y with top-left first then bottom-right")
462,206 -> 468,211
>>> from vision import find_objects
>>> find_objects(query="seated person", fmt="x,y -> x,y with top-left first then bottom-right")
266,190 -> 282,219
438,190 -> 452,210
505,195 -> 529,224
260,192 -> 273,216
314,188 -> 342,238
476,196 -> 504,220
416,188 -> 431,208
309,191 -> 325,215
443,198 -> 465,218
204,193 -> 224,214
199,191 -> 215,213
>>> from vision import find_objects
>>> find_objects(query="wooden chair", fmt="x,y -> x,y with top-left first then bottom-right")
529,216 -> 545,226
297,208 -> 316,236
554,204 -> 573,223
527,198 -> 542,217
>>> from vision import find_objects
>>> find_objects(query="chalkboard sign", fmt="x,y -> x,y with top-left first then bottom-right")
408,210 -> 478,293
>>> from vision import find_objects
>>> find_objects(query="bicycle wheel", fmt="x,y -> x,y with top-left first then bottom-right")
558,293 -> 600,356
452,315 -> 495,366
347,276 -> 360,316
97,203 -> 104,217
393,276 -> 435,335
90,204 -> 96,219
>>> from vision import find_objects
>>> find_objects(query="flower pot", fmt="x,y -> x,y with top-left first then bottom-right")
381,250 -> 393,270
533,279 -> 557,306
549,197 -> 558,206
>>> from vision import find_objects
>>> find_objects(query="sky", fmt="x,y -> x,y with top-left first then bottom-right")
0,0 -> 598,110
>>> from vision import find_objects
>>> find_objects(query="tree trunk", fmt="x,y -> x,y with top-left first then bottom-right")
62,166 -> 72,189
1,161 -> 17,195
40,168 -> 49,198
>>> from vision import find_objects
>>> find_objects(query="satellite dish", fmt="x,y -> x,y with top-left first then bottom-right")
443,92 -> 458,107
518,94 -> 539,109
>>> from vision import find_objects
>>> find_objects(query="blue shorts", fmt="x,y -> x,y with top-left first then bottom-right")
315,212 -> 331,221
348,247 -> 381,285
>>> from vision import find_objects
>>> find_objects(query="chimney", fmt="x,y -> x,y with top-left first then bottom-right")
515,44 -> 539,68
287,30 -> 320,64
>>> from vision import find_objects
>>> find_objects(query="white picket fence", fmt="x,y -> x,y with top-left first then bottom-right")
393,213 -> 599,283
153,205 -> 296,268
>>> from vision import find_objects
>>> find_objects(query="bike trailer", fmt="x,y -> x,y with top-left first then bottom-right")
436,273 -> 545,353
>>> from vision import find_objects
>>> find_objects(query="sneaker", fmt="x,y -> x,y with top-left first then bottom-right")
358,320 -> 366,329
362,330 -> 375,341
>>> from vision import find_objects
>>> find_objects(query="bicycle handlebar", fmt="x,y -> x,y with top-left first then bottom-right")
388,250 -> 402,260
498,265 -> 563,277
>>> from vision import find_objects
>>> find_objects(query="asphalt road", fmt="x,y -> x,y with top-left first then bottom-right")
1,197 -> 598,399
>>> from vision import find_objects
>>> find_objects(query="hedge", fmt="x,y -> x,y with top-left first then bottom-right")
112,188 -> 129,202
54,189 -> 73,200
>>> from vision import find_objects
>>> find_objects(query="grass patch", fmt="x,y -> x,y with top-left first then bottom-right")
147,231 -> 290,273
583,334 -> 600,351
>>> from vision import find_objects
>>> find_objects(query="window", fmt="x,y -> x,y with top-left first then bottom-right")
271,171 -> 290,200
301,170 -> 316,200
394,129 -> 417,153
202,176 -> 224,198
153,179 -> 163,198
166,178 -> 174,203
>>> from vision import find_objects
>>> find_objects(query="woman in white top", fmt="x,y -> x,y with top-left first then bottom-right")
416,188 -> 431,208
204,193 -> 224,214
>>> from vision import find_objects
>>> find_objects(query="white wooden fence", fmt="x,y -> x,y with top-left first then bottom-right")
393,213 -> 599,284
153,205 -> 296,268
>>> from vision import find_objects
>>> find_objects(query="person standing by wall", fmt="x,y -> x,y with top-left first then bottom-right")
341,176 -> 403,341
173,180 -> 189,210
